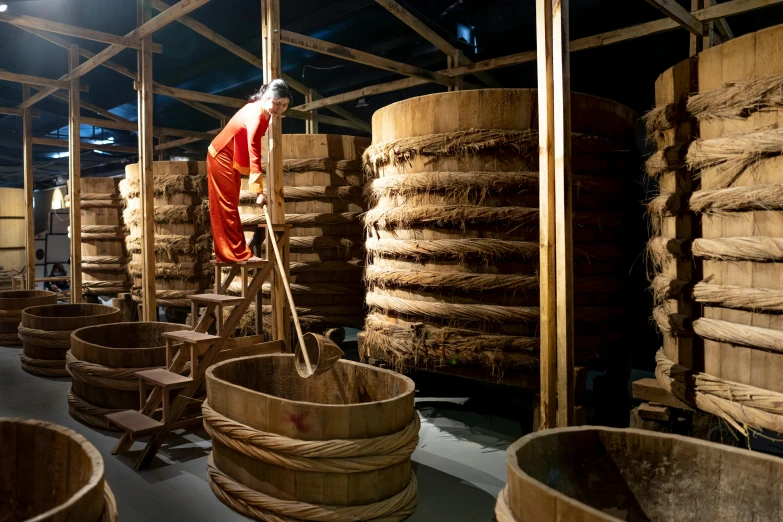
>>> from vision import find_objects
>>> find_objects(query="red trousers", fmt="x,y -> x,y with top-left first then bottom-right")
207,148 -> 252,263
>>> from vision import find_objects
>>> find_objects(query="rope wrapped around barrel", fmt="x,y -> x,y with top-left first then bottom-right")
18,324 -> 71,348
80,225 -> 128,240
67,390 -> 125,430
208,456 -> 417,522
20,353 -> 69,377
202,401 -> 419,473
494,487 -> 516,522
102,484 -> 118,522
66,351 -> 161,391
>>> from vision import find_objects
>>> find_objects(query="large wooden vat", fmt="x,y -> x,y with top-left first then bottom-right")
80,178 -> 132,297
496,426 -> 783,521
233,134 -> 369,336
0,290 -> 57,346
67,321 -> 188,429
0,187 -> 25,273
647,24 -> 783,434
120,161 -> 211,308
362,89 -> 635,379
0,418 -> 117,522
20,303 -> 121,377
204,353 -> 418,521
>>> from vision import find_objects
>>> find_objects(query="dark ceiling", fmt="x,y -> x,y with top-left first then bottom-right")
1,0 -> 783,188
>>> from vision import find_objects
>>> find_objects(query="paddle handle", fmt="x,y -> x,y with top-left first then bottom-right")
262,205 -> 312,376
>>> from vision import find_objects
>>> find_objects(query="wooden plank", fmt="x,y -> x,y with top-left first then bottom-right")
694,0 -> 783,20
69,44 -> 82,303
17,0 -> 212,109
0,70 -> 70,89
632,378 -> 693,410
553,0 -> 574,427
0,12 -> 163,51
0,106 -> 40,118
139,33 -> 156,320
154,131 -> 219,151
280,30 -> 454,87
536,0 -> 557,431
81,116 -> 218,140
645,0 -> 705,36
142,82 -> 245,108
638,403 -> 671,421
690,0 -> 704,55
22,86 -> 34,290
30,137 -> 137,154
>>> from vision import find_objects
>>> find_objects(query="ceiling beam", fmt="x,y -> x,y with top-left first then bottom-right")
18,0 -> 213,109
644,0 -> 705,36
280,30 -> 454,87
0,106 -> 40,118
374,0 -> 502,87
0,13 -> 163,52
293,0 -> 783,113
31,136 -> 137,154
0,71 -> 70,89
81,116 -> 218,140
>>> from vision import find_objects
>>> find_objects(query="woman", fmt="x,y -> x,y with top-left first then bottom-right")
207,79 -> 292,262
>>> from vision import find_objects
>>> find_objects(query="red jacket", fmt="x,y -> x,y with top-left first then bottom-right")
208,101 -> 269,192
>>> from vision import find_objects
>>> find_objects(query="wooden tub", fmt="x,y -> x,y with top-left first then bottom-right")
20,304 -> 122,377
205,353 -> 418,521
497,426 -> 783,521
67,321 -> 188,429
0,290 -> 57,346
0,417 -> 117,521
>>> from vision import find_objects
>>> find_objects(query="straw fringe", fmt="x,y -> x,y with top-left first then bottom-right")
239,186 -> 362,203
650,274 -> 691,304
689,184 -> 783,214
126,233 -> 212,257
124,204 -> 207,226
119,173 -> 207,197
687,73 -> 783,121
128,261 -> 207,278
238,212 -> 361,226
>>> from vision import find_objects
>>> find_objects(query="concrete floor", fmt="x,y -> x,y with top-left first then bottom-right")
0,345 -> 520,522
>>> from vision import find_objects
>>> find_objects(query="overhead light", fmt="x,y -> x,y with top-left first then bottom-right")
0,5 -> 8,12
355,98 -> 370,108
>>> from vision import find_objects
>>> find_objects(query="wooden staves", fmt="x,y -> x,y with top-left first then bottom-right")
0,417 -> 117,522
496,427 -> 783,521
0,290 -> 57,346
204,354 -> 418,521
361,89 -> 636,382
67,321 -> 188,429
20,303 -> 121,377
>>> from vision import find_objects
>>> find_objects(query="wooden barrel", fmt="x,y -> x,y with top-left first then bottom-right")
235,134 -> 369,336
497,426 -> 783,521
362,89 -> 636,380
67,321 -> 188,429
0,290 -> 57,347
120,161 -> 211,308
0,187 -> 25,276
80,177 -> 132,297
204,353 -> 417,521
646,24 -> 783,434
20,303 -> 122,377
0,417 -> 117,522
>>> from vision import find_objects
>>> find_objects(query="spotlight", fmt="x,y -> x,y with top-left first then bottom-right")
0,5 -> 7,12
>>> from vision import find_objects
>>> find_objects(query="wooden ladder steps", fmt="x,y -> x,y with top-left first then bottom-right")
188,294 -> 245,306
161,330 -> 222,345
136,368 -> 193,389
105,410 -> 163,437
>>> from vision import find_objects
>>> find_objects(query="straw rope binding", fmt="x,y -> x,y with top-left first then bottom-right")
691,236 -> 783,262
18,325 -> 71,349
686,73 -> 783,121
689,184 -> 783,214
67,390 -> 123,430
20,353 -> 69,377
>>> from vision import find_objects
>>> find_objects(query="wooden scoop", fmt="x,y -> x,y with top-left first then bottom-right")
262,205 -> 343,378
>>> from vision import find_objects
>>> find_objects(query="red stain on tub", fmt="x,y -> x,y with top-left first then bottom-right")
288,412 -> 310,432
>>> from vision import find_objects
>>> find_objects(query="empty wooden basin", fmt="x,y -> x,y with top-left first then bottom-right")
497,426 -> 783,522
0,417 -> 117,522
204,353 -> 418,521
0,290 -> 57,347
20,303 -> 121,377
67,321 -> 188,429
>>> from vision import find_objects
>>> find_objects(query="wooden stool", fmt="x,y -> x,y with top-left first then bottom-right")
135,368 -> 193,424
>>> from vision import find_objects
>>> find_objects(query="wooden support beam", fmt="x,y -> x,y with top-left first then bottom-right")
690,0 -> 704,55
264,0 -> 290,350
31,137 -> 138,154
645,0 -> 705,36
81,116 -> 218,140
281,30 -> 454,87
552,0 -> 574,427
0,70 -> 70,89
22,86 -> 35,290
141,82 -> 245,108
305,90 -> 317,134
0,13 -> 163,51
0,106 -> 40,118
18,0 -> 212,110
139,15 -> 157,321
154,129 -> 220,150
68,44 -> 82,304
535,0 -> 557,432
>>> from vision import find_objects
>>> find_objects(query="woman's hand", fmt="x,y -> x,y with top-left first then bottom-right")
256,192 -> 267,206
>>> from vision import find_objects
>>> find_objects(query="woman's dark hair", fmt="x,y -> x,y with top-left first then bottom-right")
249,78 -> 292,103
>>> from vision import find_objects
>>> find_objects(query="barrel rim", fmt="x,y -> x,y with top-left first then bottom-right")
0,417 -> 104,522
23,303 -> 121,320
506,425 -> 783,521
70,321 -> 186,353
0,290 -> 57,301
206,353 -> 416,409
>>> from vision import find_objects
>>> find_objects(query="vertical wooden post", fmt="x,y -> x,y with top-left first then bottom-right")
552,0 -> 574,427
157,135 -> 168,161
452,50 -> 464,91
535,0 -> 557,430
703,0 -> 715,49
263,0 -> 290,350
690,0 -> 704,56
68,44 -> 82,303
138,0 -> 157,321
305,89 -> 319,134
22,85 -> 35,290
